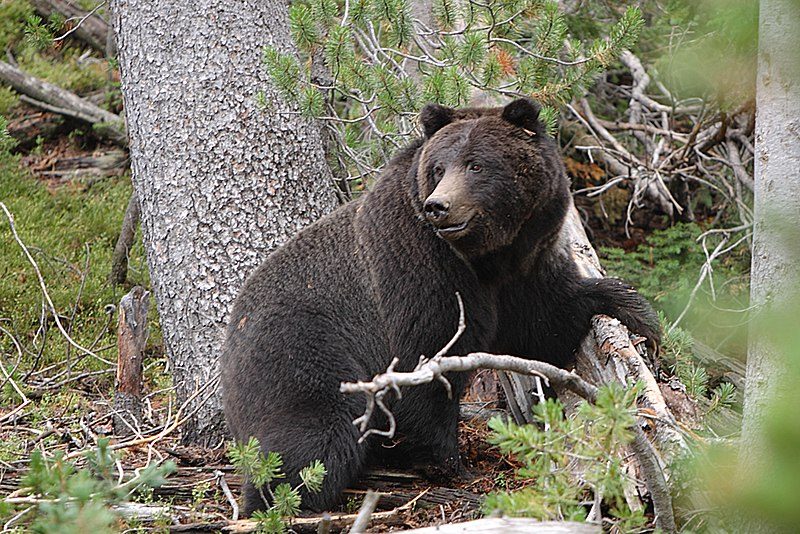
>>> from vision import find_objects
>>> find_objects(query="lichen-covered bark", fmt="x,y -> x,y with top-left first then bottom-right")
110,0 -> 338,444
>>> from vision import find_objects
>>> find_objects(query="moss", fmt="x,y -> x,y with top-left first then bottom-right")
0,87 -> 19,116
17,47 -> 110,95
0,0 -> 34,52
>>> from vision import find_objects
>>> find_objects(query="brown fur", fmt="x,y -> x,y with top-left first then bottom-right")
220,99 -> 660,514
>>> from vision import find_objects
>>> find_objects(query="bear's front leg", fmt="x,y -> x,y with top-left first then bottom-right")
389,378 -> 471,481
579,277 -> 661,350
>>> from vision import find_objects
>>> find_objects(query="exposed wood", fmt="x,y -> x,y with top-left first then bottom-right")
0,60 -> 127,147
401,518 -> 600,533
113,286 -> 149,436
110,191 -> 141,285
29,0 -> 112,55
497,369 -> 536,424
350,489 -> 380,533
6,111 -> 68,148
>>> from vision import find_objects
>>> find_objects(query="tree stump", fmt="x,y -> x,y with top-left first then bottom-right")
113,286 -> 149,436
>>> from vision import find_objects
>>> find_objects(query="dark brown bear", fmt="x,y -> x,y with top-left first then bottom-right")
220,99 -> 659,514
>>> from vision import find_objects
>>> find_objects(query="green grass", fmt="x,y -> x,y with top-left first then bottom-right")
16,46 -> 112,95
0,0 -> 34,52
0,150 -> 149,376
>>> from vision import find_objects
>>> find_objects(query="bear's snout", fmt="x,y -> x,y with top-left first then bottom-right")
423,171 -> 474,236
424,197 -> 450,222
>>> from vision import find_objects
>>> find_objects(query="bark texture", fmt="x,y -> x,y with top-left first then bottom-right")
741,0 -> 800,496
110,191 -> 140,285
109,0 -> 338,445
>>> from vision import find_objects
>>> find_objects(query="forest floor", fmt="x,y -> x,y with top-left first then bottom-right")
1,100 -> 746,532
0,40 -> 753,530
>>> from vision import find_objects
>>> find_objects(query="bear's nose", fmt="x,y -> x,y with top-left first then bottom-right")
424,197 -> 450,222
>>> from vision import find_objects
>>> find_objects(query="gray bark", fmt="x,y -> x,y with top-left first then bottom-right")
109,0 -> 338,445
110,191 -> 140,285
740,0 -> 800,506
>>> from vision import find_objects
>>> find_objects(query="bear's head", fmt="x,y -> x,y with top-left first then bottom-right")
415,99 -> 570,260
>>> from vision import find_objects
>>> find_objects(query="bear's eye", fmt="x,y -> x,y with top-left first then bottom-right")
468,163 -> 482,173
432,164 -> 444,177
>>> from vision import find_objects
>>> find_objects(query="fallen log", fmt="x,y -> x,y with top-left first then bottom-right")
0,60 -> 126,146
26,148 -> 128,182
402,518 -> 600,533
6,110 -> 68,148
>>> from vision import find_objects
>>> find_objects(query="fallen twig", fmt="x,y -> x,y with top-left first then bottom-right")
350,489 -> 380,533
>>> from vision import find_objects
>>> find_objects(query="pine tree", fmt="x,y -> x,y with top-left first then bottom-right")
265,0 -> 644,195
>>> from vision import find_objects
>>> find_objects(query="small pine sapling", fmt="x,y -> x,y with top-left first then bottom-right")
3,438 -> 175,533
228,437 -> 327,533
484,382 -> 648,531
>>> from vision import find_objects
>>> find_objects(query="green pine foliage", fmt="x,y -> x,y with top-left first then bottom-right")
1,438 -> 175,533
601,223 -> 750,359
228,437 -> 326,534
484,383 -> 647,531
263,0 -> 645,194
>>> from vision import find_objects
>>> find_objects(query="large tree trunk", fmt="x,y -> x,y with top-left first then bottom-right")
740,0 -> 800,522
109,0 -> 338,445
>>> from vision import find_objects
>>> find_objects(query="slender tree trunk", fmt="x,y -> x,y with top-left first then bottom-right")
740,0 -> 800,517
109,0 -> 338,445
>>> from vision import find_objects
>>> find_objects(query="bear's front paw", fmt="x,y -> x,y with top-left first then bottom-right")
417,454 -> 474,483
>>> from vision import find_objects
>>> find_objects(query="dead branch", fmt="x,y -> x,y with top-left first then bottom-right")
26,148 -> 128,183
402,518 -> 600,533
6,111 -> 68,148
29,0 -> 112,55
215,469 -> 239,521
341,350 -> 593,405
110,191 -> 141,285
350,489 -> 380,533
0,60 -> 126,146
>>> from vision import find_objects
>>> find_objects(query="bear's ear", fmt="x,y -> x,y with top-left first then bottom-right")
501,98 -> 542,134
419,103 -> 455,138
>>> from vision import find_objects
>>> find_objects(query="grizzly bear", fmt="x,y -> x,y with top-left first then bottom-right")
220,99 -> 659,514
